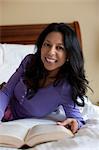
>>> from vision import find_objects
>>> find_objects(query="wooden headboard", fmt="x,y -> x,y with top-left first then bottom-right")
0,21 -> 82,48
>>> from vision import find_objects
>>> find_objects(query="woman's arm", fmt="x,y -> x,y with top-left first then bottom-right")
59,82 -> 85,133
0,54 -> 32,121
58,104 -> 85,133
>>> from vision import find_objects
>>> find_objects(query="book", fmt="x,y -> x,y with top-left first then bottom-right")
0,118 -> 74,148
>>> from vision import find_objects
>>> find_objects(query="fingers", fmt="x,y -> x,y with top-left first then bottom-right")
57,118 -> 78,134
70,120 -> 78,134
57,119 -> 71,126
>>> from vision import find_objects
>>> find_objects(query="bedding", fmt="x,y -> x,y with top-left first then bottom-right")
0,44 -> 36,84
0,22 -> 99,150
0,117 -> 99,150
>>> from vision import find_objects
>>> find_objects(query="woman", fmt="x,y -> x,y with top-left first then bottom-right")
0,23 -> 89,133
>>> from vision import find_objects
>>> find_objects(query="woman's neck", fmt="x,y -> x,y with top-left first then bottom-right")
39,68 -> 60,88
39,76 -> 55,88
47,68 -> 60,78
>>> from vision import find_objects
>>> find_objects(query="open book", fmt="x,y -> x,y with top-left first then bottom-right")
0,118 -> 74,148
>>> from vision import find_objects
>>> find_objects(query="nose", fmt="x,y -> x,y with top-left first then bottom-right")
48,46 -> 56,55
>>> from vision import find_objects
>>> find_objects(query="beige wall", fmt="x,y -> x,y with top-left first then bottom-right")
0,0 -> 99,103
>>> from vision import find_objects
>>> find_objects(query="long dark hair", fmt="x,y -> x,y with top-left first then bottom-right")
24,23 -> 90,106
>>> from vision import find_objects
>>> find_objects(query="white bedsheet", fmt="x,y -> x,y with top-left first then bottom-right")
0,119 -> 99,150
24,118 -> 99,150
0,117 -> 99,150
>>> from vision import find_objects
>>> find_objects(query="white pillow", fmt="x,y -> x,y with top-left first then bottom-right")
0,44 -> 4,66
0,44 -> 37,84
2,44 -> 36,64
78,97 -> 99,120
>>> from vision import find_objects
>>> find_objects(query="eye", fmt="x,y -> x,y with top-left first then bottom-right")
56,46 -> 65,51
42,42 -> 51,48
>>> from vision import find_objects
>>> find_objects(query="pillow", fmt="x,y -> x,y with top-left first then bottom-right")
2,44 -> 37,64
0,44 -> 4,66
0,44 -> 37,84
78,97 -> 99,120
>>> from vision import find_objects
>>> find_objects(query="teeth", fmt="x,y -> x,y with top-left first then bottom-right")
46,57 -> 56,63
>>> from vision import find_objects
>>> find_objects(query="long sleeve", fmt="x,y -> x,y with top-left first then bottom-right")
63,102 -> 85,128
61,82 -> 85,128
0,91 -> 9,120
0,54 -> 32,121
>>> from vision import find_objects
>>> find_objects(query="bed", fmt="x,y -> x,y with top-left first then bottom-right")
0,21 -> 99,150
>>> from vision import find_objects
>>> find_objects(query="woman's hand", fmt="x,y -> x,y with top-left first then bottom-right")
57,118 -> 79,134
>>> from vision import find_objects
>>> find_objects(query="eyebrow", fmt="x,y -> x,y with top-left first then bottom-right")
44,40 -> 64,46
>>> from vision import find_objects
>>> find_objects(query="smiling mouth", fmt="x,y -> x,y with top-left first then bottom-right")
45,57 -> 57,63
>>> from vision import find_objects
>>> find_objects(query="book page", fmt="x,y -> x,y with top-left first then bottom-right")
0,123 -> 28,148
25,124 -> 74,147
0,118 -> 56,148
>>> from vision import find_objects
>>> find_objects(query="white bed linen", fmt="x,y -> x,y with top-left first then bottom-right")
0,104 -> 99,150
29,100 -> 99,150
0,44 -> 36,83
0,118 -> 99,150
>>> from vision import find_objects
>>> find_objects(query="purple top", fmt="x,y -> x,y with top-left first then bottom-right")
0,55 -> 84,127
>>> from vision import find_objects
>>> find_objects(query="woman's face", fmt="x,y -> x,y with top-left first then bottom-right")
41,32 -> 67,73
